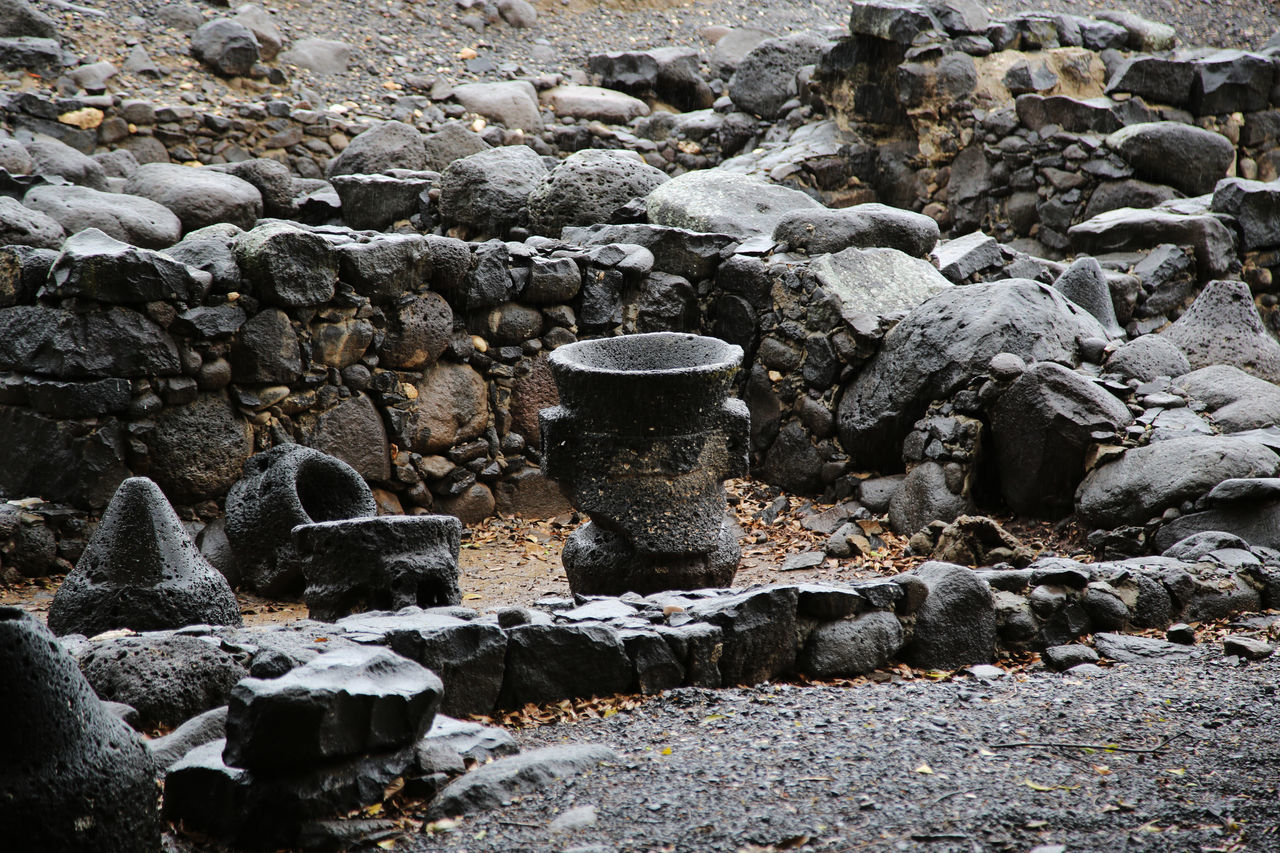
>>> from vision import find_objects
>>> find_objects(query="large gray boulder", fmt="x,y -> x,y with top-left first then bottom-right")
330,171 -> 433,232
1176,365 -> 1280,433
1053,256 -> 1123,338
727,31 -> 830,119
1105,122 -> 1235,196
23,184 -> 182,249
1094,10 -> 1176,51
76,633 -> 248,728
1161,279 -> 1280,383
497,623 -> 633,707
798,610 -> 904,677
423,122 -> 491,172
811,246 -> 951,320
711,26 -> 775,78
278,37 -> 352,74
428,744 -> 617,819
451,81 -> 543,132
1211,177 -> 1280,252
148,706 -> 229,774
849,0 -> 989,42
232,4 -> 283,61
336,609 -> 508,717
0,304 -> 180,378
438,145 -> 547,238
147,392 -> 254,505
325,120 -> 427,178
901,562 -> 996,669
773,203 -> 940,257
1187,50 -> 1276,116
1153,482 -> 1280,552
991,362 -> 1132,518
42,228 -> 205,303
0,608 -> 160,853
223,645 -> 442,770
335,233 -> 435,305
234,220 -> 337,308
1106,335 -> 1191,382
527,149 -> 667,237
125,163 -> 263,233
1075,435 -> 1280,528
165,223 -> 243,294
217,158 -> 296,220
587,46 -> 714,111
0,195 -> 63,248
888,461 -> 972,536
837,280 -> 1108,470
190,19 -> 260,77
1067,206 -> 1236,279
26,135 -> 108,189
0,0 -> 58,39
46,477 -> 240,635
646,169 -> 822,240
540,85 -> 650,123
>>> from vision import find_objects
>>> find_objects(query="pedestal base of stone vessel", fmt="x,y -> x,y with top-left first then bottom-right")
294,515 -> 463,622
561,518 -> 740,596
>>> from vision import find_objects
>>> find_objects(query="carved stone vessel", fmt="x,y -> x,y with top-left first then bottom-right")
541,332 -> 749,594
225,444 -> 377,597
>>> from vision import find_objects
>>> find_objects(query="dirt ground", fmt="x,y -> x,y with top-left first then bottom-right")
1,479 -> 1091,627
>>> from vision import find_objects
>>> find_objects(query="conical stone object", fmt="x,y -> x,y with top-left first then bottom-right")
48,476 -> 241,636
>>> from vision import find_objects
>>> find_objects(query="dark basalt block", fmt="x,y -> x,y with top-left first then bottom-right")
295,514 -> 463,622
223,645 -> 443,771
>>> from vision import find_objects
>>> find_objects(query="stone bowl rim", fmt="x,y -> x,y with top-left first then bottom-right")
548,331 -> 743,378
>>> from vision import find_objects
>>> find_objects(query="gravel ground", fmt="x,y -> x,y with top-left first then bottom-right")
408,653 -> 1280,853
46,0 -> 1280,126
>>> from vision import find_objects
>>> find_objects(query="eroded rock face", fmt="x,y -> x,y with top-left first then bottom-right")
48,477 -> 240,636
0,608 -> 161,853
